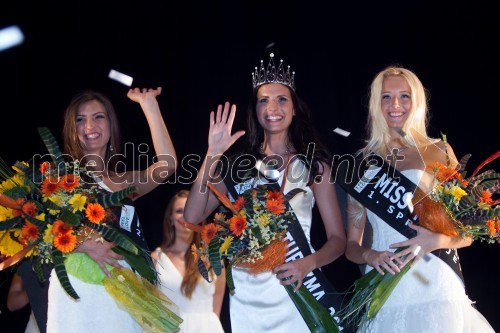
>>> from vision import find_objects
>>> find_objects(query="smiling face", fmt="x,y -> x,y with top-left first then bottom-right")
380,75 -> 412,134
255,83 -> 294,136
76,99 -> 111,158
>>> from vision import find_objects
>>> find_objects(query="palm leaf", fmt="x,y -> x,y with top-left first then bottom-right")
112,246 -> 158,284
37,127 -> 66,173
95,186 -> 137,208
197,257 -> 211,282
52,249 -> 79,299
208,239 -> 222,276
457,154 -> 472,173
225,263 -> 235,295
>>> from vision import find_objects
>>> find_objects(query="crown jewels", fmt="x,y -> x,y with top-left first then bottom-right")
252,53 -> 296,91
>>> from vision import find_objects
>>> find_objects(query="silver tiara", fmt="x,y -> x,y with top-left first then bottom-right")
251,53 -> 295,91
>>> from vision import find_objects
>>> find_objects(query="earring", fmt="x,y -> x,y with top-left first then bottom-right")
108,142 -> 114,153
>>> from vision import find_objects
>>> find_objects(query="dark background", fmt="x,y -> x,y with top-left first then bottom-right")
1,1 -> 498,332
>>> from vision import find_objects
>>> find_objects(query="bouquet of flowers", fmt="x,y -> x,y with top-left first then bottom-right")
181,182 -> 339,333
340,150 -> 500,328
0,127 -> 182,333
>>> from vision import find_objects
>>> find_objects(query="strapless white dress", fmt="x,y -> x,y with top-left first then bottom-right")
359,169 -> 495,333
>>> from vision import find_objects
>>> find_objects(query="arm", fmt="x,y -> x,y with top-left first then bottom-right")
184,101 -> 245,224
345,196 -> 403,275
212,266 -> 226,317
274,163 -> 347,291
126,87 -> 177,198
7,274 -> 29,312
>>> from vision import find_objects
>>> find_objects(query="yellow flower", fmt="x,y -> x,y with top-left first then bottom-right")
0,206 -> 14,222
0,229 -> 23,256
11,162 -> 29,174
0,174 -> 25,192
219,236 -> 234,255
257,213 -> 270,227
450,186 -> 467,201
47,195 -> 64,215
69,193 -> 87,213
43,224 -> 53,243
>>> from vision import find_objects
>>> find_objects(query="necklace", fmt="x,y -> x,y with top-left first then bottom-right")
259,142 -> 292,157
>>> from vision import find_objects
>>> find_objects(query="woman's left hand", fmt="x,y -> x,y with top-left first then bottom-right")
389,223 -> 438,267
127,87 -> 162,108
273,258 -> 313,292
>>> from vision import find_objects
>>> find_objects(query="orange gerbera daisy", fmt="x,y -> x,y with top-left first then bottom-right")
21,221 -> 39,241
213,212 -> 226,222
233,197 -> 246,211
202,223 -> 217,244
455,173 -> 469,187
229,215 -> 247,236
436,167 -> 457,182
41,177 -> 60,196
22,202 -> 38,217
480,190 -> 493,204
85,203 -> 106,223
59,174 -> 80,191
39,161 -> 51,174
266,199 -> 285,215
54,231 -> 77,253
487,220 -> 496,236
52,219 -> 73,236
426,162 -> 445,173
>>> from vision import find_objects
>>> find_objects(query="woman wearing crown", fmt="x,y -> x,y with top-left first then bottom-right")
184,54 -> 347,332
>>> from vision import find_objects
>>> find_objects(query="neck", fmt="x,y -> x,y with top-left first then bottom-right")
261,134 -> 292,156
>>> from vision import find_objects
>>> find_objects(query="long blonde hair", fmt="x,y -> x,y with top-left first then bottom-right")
362,66 -> 431,157
352,66 -> 434,224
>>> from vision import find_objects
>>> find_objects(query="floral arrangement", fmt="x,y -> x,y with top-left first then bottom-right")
182,182 -> 339,333
340,150 -> 500,329
0,127 -> 182,333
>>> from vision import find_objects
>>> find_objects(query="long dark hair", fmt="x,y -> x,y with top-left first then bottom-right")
161,189 -> 202,299
243,84 -> 332,184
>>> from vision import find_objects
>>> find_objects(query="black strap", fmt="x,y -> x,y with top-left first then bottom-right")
335,153 -> 464,282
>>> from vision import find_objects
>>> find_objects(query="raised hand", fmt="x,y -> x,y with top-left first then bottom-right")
126,87 -> 162,109
207,101 -> 245,156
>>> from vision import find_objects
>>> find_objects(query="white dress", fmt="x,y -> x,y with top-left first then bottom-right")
46,179 -> 143,333
154,248 -> 225,333
359,169 -> 495,333
228,159 -> 314,333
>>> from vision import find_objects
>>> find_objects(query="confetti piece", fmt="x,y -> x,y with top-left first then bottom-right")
333,127 -> 350,137
108,69 -> 133,86
266,42 -> 275,49
0,25 -> 24,52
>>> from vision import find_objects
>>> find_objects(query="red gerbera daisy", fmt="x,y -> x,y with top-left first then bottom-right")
22,202 -> 38,217
59,174 -> 80,191
52,219 -> 73,236
39,161 -> 51,174
229,215 -> 247,236
41,177 -> 60,196
202,223 -> 217,244
233,197 -> 246,211
21,221 -> 39,241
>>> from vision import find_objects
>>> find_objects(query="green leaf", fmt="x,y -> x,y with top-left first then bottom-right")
0,216 -> 23,230
284,282 -> 339,333
208,239 -> 222,276
37,127 -> 66,173
112,246 -> 158,284
95,186 -> 137,208
225,263 -> 235,295
197,257 -> 211,282
52,249 -> 79,300
59,209 -> 81,226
